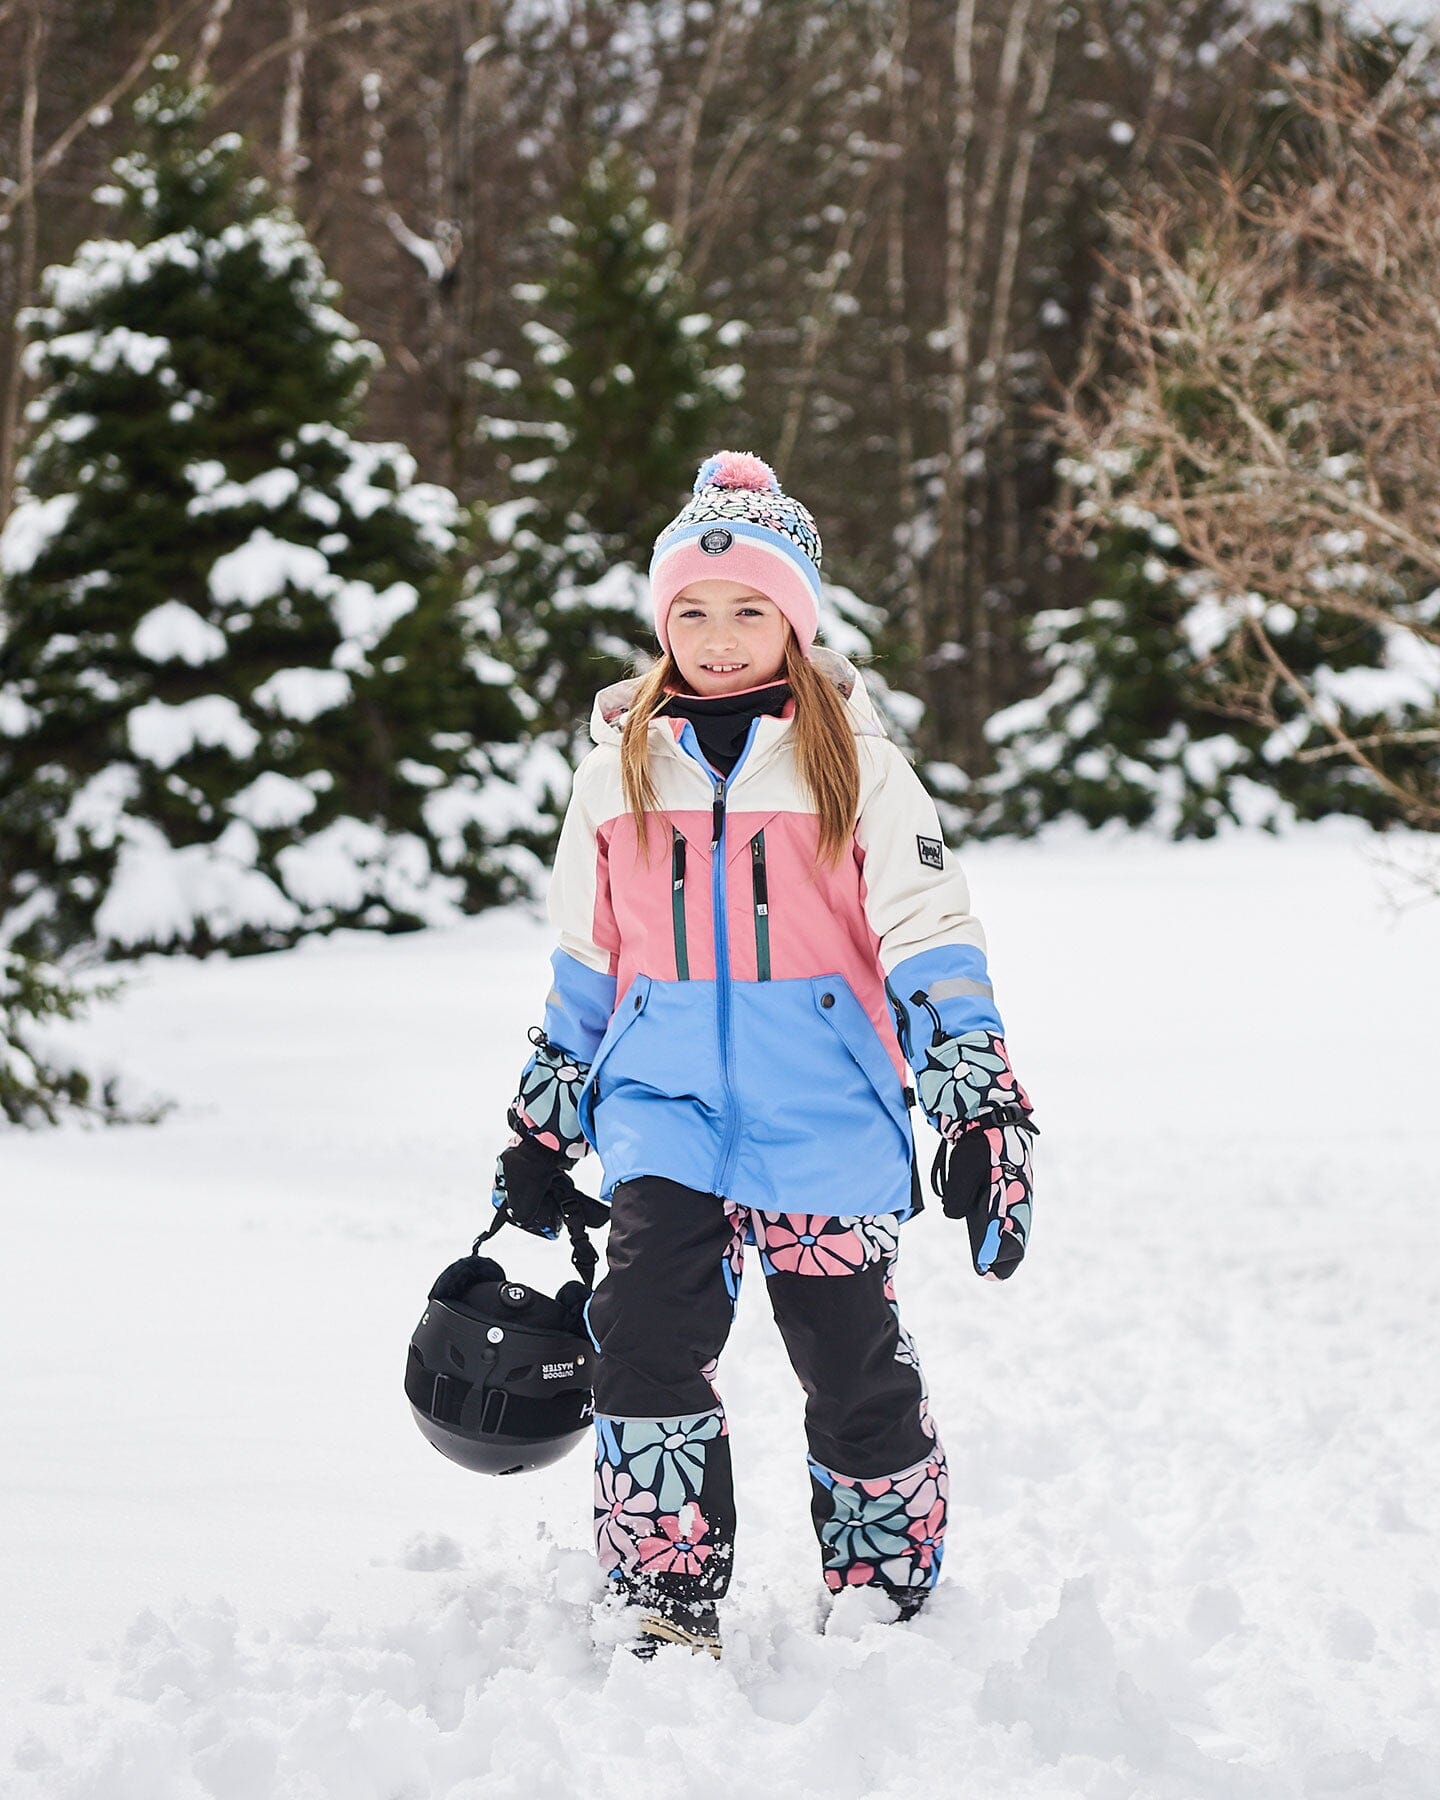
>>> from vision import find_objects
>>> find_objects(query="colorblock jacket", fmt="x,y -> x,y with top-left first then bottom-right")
516,647 -> 1029,1221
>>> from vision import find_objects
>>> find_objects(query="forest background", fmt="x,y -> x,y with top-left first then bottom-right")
3,0 -> 1439,1115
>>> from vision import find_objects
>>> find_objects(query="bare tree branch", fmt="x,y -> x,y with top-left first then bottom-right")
211,0 -> 462,109
0,0 -> 212,234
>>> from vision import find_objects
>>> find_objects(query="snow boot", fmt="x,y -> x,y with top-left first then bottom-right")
884,1585 -> 929,1622
626,1594 -> 723,1661
822,1582 -> 931,1632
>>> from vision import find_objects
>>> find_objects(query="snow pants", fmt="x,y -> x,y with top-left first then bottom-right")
586,1174 -> 948,1608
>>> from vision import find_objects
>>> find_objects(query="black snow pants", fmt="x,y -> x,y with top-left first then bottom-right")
584,1175 -> 948,1608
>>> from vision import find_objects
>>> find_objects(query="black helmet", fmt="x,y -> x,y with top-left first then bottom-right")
405,1257 -> 593,1475
405,1201 -> 601,1476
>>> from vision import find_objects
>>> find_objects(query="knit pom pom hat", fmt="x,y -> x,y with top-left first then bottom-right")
648,450 -> 822,657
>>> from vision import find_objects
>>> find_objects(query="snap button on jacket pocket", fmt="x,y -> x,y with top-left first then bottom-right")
820,992 -> 834,1008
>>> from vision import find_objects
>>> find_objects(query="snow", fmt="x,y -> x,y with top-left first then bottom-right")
126,694 -> 260,770
208,530 -> 330,610
187,468 -> 301,516
94,819 -> 301,949
227,773 -> 320,831
131,601 -> 227,667
0,493 -> 77,576
1312,629 -> 1440,719
329,579 -> 418,654
274,818 -> 465,923
3,822 -> 1438,1797
250,667 -> 352,723
0,690 -> 39,737
53,764 -> 141,859
31,326 -> 172,380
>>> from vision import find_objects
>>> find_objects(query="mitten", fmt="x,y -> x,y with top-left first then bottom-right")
913,1028 -> 1033,1140
509,1025 -> 592,1163
491,1025 -> 608,1240
914,1027 -> 1036,1280
935,1115 -> 1035,1280
491,1133 -> 609,1240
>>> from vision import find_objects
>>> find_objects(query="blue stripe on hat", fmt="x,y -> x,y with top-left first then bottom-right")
649,519 -> 822,597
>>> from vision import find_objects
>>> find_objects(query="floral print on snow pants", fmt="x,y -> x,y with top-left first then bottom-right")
585,1174 -> 948,1609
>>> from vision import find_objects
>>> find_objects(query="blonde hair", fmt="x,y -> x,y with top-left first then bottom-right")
618,631 -> 861,870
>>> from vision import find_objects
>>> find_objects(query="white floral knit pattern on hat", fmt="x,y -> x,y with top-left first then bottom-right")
648,450 -> 824,656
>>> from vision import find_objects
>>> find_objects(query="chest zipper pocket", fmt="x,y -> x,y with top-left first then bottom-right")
671,829 -> 689,980
751,829 -> 770,981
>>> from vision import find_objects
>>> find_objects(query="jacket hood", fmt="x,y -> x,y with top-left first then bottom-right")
588,645 -> 890,748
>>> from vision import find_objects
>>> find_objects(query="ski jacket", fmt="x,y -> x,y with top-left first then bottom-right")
529,647 -> 1021,1220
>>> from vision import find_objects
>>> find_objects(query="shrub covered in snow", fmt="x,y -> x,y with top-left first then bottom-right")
0,66 -> 543,961
0,952 -> 139,1126
959,520 -> 1411,840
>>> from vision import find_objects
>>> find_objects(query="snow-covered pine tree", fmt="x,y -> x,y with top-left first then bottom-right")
967,501 -> 1407,840
966,520 -> 1281,839
972,40 -> 1440,844
469,144 -> 744,756
0,64 -> 536,962
0,953 -> 116,1126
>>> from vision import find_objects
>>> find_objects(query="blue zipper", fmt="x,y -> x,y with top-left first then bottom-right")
711,774 -> 738,1195
672,718 -> 760,1199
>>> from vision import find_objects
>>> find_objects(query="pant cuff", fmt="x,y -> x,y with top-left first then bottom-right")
807,1443 -> 949,1593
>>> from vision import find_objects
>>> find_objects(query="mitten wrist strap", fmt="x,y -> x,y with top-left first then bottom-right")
474,1181 -> 600,1289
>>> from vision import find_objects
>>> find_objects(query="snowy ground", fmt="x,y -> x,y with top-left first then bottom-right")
3,820 -> 1438,1799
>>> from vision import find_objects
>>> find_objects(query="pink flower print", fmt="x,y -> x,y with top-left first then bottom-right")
894,1456 -> 947,1521
905,1498 -> 946,1572
757,1214 -> 868,1278
635,1503 -> 713,1578
593,1465 -> 659,1574
824,1562 -> 876,1592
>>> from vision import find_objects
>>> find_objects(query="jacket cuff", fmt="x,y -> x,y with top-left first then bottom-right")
509,1026 -> 592,1162
914,1029 -> 1034,1143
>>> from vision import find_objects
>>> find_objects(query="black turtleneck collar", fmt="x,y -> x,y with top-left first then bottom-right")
656,678 -> 792,777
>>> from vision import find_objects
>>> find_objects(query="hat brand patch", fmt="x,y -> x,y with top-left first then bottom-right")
700,527 -> 733,554
917,835 -> 944,869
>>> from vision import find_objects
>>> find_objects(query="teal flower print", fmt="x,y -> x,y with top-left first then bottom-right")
615,1411 -> 723,1512
820,1481 -> 914,1568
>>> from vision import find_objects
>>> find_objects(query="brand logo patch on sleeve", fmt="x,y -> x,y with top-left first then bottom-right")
916,835 -> 944,869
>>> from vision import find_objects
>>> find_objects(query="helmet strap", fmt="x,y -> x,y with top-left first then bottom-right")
471,1195 -> 600,1290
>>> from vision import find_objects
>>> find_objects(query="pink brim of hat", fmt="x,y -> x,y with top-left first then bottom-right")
651,537 -> 819,656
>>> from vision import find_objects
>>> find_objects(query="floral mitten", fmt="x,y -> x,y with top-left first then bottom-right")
913,1028 -> 1032,1139
490,1026 -> 608,1239
937,1116 -> 1035,1280
915,1029 -> 1036,1280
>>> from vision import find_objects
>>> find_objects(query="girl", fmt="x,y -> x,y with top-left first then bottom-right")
491,451 -> 1036,1660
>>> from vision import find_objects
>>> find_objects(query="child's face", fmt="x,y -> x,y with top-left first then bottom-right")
667,581 -> 790,696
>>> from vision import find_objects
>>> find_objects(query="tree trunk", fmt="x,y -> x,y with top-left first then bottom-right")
0,0 -> 44,526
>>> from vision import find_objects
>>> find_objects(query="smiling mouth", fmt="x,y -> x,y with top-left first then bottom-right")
702,663 -> 746,673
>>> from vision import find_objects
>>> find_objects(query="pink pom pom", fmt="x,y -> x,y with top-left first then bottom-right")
694,450 -> 780,494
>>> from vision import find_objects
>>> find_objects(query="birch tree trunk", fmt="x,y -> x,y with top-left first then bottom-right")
0,0 -> 44,526
933,0 -> 978,756
277,0 -> 310,206
883,0 -> 920,636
